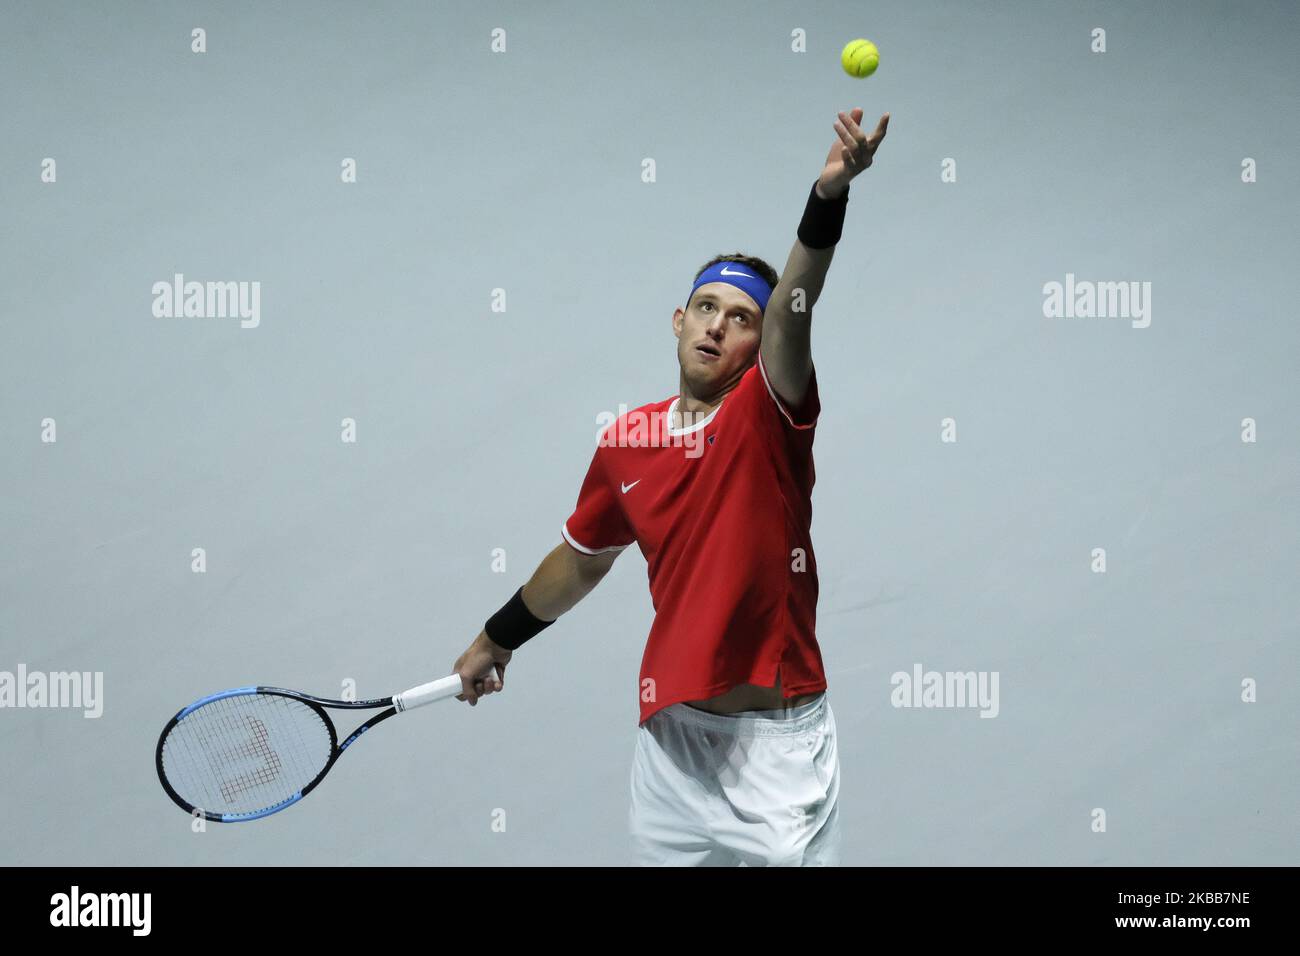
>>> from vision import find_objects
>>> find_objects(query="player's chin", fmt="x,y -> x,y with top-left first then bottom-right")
680,364 -> 715,390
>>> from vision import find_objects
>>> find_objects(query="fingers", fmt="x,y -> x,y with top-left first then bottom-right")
839,110 -> 889,148
834,121 -> 869,171
456,662 -> 505,706
870,112 -> 889,146
834,109 -> 888,172
480,661 -> 503,694
457,671 -> 489,706
833,116 -> 859,153
456,673 -> 480,706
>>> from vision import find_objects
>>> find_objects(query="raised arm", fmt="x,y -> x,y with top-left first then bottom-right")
760,109 -> 890,409
453,541 -> 621,705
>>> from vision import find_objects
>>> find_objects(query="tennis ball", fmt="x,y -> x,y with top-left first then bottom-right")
841,39 -> 879,78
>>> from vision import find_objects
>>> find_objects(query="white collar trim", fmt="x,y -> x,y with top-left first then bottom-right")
665,396 -> 723,436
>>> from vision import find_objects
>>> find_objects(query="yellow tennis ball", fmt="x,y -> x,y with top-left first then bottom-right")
841,39 -> 879,78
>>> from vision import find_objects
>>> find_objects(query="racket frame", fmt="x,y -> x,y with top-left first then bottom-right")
156,675 -> 462,823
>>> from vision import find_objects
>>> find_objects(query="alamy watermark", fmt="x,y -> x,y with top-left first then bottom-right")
152,273 -> 260,329
0,664 -> 103,718
890,663 -> 999,718
50,886 -> 150,935
1042,272 -> 1151,328
597,404 -> 706,458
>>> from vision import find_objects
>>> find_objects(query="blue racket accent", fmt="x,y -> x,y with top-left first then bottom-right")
218,791 -> 304,822
338,724 -> 372,753
177,686 -> 260,719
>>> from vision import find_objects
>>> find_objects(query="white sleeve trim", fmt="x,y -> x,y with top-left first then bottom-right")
756,351 -> 818,430
562,522 -> 632,555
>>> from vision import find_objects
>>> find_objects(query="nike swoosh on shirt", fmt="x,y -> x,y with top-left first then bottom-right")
621,480 -> 641,494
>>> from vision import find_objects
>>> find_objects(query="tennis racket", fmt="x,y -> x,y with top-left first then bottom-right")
155,674 -> 466,822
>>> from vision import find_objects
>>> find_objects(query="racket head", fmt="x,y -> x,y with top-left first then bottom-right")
156,687 -> 341,823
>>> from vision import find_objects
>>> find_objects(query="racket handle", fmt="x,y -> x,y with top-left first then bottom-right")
393,674 -> 464,712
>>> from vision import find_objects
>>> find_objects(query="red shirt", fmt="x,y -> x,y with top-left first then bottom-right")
562,352 -> 826,725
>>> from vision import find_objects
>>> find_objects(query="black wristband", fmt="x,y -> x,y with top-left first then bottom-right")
484,586 -> 555,651
796,179 -> 849,249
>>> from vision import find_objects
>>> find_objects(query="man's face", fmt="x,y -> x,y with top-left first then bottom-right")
673,282 -> 763,393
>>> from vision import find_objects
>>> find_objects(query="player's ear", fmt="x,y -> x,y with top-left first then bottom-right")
672,307 -> 684,336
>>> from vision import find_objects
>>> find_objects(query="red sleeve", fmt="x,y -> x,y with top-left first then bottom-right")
562,443 -> 636,554
756,351 -> 821,429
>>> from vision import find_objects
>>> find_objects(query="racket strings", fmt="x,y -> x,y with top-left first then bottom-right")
161,694 -> 332,815
217,715 -> 282,803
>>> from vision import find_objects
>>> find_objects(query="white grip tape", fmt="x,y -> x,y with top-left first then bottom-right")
393,674 -> 464,712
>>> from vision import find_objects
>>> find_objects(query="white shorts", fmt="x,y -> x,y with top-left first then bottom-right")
628,691 -> 840,866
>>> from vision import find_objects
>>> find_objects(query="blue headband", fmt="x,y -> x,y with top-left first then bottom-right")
687,261 -> 773,315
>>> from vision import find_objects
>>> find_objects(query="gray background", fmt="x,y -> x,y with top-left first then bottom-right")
1,0 -> 1296,865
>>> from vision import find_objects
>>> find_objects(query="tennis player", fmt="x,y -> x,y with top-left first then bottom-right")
454,108 -> 889,866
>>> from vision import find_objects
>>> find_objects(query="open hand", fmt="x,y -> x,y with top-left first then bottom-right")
818,109 -> 889,199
